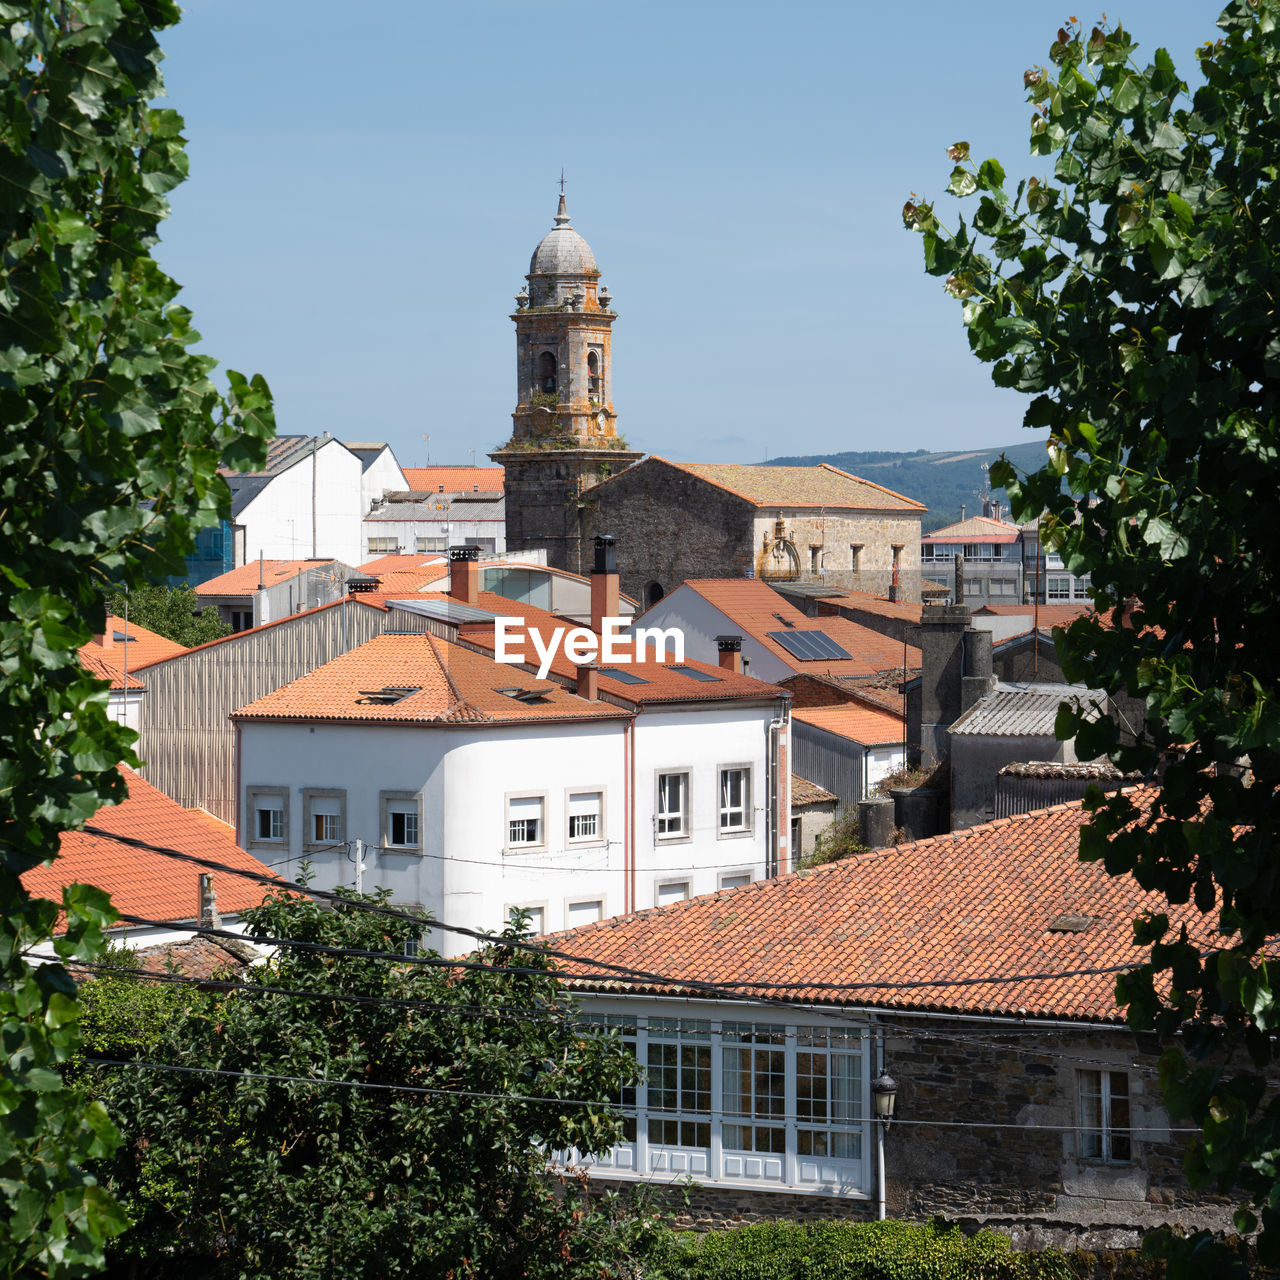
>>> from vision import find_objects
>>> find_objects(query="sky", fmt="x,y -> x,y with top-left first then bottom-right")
157,1 -> 1223,469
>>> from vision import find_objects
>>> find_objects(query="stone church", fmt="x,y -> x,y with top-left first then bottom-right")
493,196 -> 927,602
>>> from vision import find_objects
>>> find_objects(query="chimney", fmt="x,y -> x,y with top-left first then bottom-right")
960,503 -> 966,520
97,627 -> 111,650
576,664 -> 598,700
197,873 -> 220,930
590,534 -> 620,635
449,544 -> 480,606
716,635 -> 743,674
954,552 -> 965,605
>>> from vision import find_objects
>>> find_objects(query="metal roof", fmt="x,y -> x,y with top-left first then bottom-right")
949,682 -> 1105,738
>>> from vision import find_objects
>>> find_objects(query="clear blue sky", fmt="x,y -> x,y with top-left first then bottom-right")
157,2 -> 1222,469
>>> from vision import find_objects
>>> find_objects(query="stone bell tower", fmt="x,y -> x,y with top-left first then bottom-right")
490,191 -> 641,573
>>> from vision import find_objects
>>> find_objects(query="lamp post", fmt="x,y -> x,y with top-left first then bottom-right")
871,1069 -> 898,1221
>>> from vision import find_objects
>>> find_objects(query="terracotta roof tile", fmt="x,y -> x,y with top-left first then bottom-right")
231,632 -> 631,726
79,650 -> 144,690
791,774 -> 838,806
681,580 -> 920,676
78,617 -> 186,679
661,460 -> 926,511
975,603 -> 1095,627
814,591 -> 923,622
923,515 -> 1020,543
401,466 -> 505,494
792,704 -> 905,746
195,558 -> 347,597
555,791 -> 1186,1023
24,769 -> 276,927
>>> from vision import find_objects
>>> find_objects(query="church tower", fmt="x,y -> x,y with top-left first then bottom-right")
490,193 -> 641,572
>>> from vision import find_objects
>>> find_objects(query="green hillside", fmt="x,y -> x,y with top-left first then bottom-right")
766,439 -> 1050,532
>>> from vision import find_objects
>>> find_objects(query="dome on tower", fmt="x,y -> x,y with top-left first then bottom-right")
528,195 -> 598,276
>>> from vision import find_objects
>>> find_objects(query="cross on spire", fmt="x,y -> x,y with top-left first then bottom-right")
559,168 -> 566,195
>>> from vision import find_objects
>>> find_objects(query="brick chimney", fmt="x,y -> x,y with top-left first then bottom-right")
716,635 -> 743,674
590,534 -> 620,635
449,544 -> 480,606
576,664 -> 598,700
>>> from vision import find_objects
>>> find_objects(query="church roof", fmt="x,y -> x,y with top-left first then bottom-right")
658,460 -> 926,512
528,195 -> 598,276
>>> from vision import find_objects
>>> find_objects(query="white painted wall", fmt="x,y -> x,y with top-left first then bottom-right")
357,446 -> 408,513
236,439 -> 364,566
363,516 -> 505,558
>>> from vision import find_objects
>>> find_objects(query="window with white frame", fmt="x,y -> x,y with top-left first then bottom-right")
380,791 -> 422,850
507,795 -> 546,850
656,772 -> 689,839
656,881 -> 690,907
1047,575 -> 1072,600
416,536 -> 447,553
1078,1069 -> 1131,1162
1073,574 -> 1093,599
567,899 -> 603,929
719,767 -> 750,834
507,903 -> 545,935
367,536 -> 398,554
575,1015 -> 867,1191
303,789 -> 345,850
247,787 -> 287,848
567,790 -> 603,843
720,872 -> 752,890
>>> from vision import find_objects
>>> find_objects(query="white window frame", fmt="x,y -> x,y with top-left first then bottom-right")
1047,575 -> 1072,601
575,1011 -> 870,1195
380,791 -> 423,852
366,535 -> 398,554
655,771 -> 691,843
566,898 -> 604,929
246,786 -> 288,851
302,788 -> 345,852
416,535 -> 447,553
655,880 -> 690,907
507,902 -> 547,935
505,792 -> 548,853
719,871 -> 752,891
718,765 -> 752,838
566,788 -> 605,846
1078,1069 -> 1132,1164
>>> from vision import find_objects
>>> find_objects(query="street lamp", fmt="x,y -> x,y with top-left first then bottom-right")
871,1071 -> 898,1128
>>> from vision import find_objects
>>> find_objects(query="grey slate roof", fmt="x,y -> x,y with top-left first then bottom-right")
949,681 -> 1105,738
366,496 -> 505,523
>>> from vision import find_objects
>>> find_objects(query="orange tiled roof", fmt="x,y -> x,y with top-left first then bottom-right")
814,591 -> 923,623
975,603 -> 1094,627
556,792 -> 1188,1023
78,617 -> 186,677
660,460 -> 925,512
195,558 -> 342,597
401,466 -> 505,493
791,775 -> 838,806
24,769 -> 276,926
923,515 -> 1020,543
232,632 -> 631,726
681,580 -> 920,677
792,704 -> 905,746
79,649 -> 144,690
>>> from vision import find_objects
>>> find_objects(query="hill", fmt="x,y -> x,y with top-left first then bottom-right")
766,439 -> 1050,532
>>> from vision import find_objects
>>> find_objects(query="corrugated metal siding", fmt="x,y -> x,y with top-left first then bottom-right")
994,773 -> 1122,818
791,721 -> 865,814
136,600 -> 398,825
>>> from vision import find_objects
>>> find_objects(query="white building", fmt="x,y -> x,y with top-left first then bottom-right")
232,621 -> 791,944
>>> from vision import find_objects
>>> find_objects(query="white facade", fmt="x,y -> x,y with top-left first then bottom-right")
235,439 -> 364,567
571,996 -> 872,1200
354,444 -> 408,515
236,698 -> 783,940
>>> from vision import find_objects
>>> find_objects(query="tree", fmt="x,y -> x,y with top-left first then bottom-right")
906,2 -> 1280,1266
0,2 -> 272,1272
91,889 -> 655,1279
103,583 -> 230,647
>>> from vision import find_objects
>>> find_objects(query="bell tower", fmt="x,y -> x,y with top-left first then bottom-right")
491,191 -> 641,572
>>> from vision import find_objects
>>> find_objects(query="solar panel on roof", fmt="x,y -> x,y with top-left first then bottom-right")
597,667 -> 649,684
671,666 -> 722,682
766,630 -> 852,662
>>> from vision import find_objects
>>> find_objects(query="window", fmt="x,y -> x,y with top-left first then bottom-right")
850,544 -> 863,571
656,881 -> 690,906
1047,575 -> 1072,600
1073,574 -> 1093,599
247,787 -> 288,849
647,1019 -> 711,1148
568,791 -> 603,843
809,545 -> 821,572
537,350 -> 557,393
303,789 -> 345,850
722,1023 -> 786,1154
567,899 -> 603,928
656,772 -> 689,839
1078,1069 -> 1131,1162
719,767 -> 750,834
380,791 -> 422,850
507,904 -> 545,935
507,794 -> 546,850
988,576 -> 1018,597
795,1025 -> 864,1160
416,536 -> 446,553
720,872 -> 751,890
367,536 -> 398,554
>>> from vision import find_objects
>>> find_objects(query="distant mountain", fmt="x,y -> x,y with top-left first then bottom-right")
766,439 -> 1050,533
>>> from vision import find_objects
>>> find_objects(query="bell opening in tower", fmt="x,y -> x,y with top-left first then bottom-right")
538,351 -> 557,394
587,350 -> 601,403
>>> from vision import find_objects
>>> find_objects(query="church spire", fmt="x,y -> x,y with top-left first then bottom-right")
554,193 -> 571,227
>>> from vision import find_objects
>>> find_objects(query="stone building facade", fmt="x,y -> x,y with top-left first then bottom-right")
490,194 -> 640,573
578,457 -> 927,607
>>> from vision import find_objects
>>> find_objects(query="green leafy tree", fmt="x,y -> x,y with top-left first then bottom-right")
93,889 -> 654,1279
0,2 -> 272,1272
906,2 -> 1280,1266
103,583 -> 229,648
